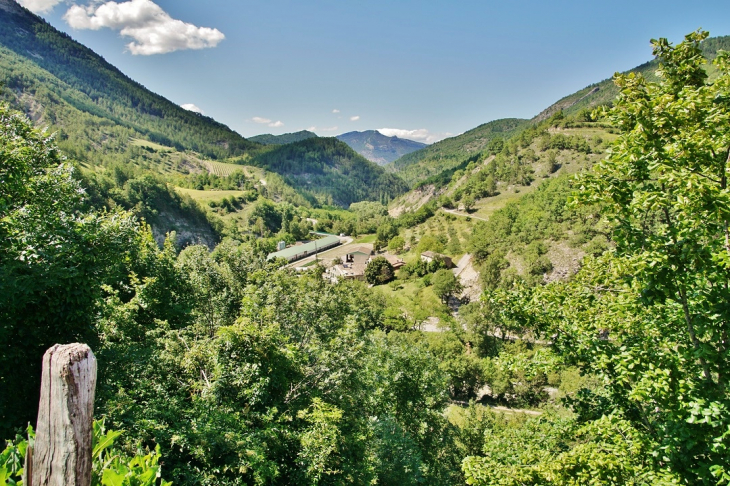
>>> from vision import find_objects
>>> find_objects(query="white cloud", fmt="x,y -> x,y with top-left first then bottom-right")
350,115 -> 360,121
321,126 -> 339,132
181,103 -> 203,114
252,117 -> 283,128
377,128 -> 452,144
332,109 -> 340,114
64,0 -> 225,55
18,0 -> 64,13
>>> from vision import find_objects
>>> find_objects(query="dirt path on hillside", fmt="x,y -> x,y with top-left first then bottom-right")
441,208 -> 488,221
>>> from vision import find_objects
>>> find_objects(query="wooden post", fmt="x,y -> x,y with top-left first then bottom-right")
32,344 -> 97,486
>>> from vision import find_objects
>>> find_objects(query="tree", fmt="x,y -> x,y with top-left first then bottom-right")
464,31 -> 730,485
432,269 -> 460,303
375,223 -> 398,252
0,104 -> 140,437
365,257 -> 395,285
569,31 -> 730,482
388,235 -> 406,254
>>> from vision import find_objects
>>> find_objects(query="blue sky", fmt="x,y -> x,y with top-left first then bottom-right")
20,0 -> 730,143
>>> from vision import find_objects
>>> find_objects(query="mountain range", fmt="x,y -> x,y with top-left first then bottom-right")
336,130 -> 426,165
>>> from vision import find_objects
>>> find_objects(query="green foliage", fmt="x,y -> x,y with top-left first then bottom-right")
0,104 -> 142,437
463,31 -> 730,484
387,235 -> 406,254
0,422 -> 170,486
463,414 -> 678,485
431,269 -> 460,303
0,425 -> 30,485
91,254 -> 462,484
400,256 -> 447,279
365,256 -> 395,285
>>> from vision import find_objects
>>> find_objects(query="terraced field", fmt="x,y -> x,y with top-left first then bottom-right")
174,187 -> 249,203
204,160 -> 256,177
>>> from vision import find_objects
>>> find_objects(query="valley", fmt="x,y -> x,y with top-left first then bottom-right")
1,1 -> 730,483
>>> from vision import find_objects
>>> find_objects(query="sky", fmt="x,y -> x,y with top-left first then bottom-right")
18,0 -> 730,143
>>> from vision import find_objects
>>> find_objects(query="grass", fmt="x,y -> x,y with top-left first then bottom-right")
130,138 -> 176,152
174,187 -> 249,203
372,277 -> 449,320
354,234 -> 376,244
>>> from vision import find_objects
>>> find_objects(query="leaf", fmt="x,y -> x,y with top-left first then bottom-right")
102,466 -> 129,486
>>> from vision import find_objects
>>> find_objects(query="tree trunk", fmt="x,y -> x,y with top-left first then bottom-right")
32,344 -> 97,486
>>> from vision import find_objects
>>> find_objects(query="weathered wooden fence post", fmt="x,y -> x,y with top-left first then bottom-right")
30,343 -> 97,486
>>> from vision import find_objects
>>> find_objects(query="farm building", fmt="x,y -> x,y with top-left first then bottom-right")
344,245 -> 373,264
326,262 -> 367,282
267,235 -> 341,262
382,254 -> 405,269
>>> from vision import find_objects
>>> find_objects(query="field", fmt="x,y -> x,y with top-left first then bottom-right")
174,187 -> 249,203
204,160 -> 259,178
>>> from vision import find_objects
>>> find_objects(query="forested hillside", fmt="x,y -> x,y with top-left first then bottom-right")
2,12 -> 730,485
390,36 -> 730,189
389,118 -> 528,186
533,34 -> 730,122
0,0 -> 258,159
245,137 -> 409,206
0,0 -> 407,210
249,130 -> 318,145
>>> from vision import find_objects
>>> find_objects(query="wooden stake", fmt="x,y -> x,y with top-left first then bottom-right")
32,344 -> 96,486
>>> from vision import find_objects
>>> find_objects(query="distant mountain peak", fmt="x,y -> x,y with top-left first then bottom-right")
336,130 -> 426,166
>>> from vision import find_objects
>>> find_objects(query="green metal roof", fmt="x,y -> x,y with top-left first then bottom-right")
267,235 -> 341,261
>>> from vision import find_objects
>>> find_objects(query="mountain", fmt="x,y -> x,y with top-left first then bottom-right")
389,35 -> 730,189
336,130 -> 426,165
533,34 -> 730,122
240,137 -> 409,207
0,0 -> 259,160
0,0 -> 407,208
388,118 -> 529,186
249,130 -> 318,145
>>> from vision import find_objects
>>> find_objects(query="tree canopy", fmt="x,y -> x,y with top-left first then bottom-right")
464,30 -> 730,485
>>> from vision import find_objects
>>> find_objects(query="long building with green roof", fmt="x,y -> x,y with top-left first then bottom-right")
266,235 -> 341,262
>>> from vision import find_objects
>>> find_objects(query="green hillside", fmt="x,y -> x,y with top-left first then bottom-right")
389,118 -> 529,186
533,34 -> 730,122
390,35 -> 730,189
0,0 -> 259,160
244,137 -> 409,207
0,0 -> 407,210
249,130 -> 318,145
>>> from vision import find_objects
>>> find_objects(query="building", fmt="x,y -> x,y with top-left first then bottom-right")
344,245 -> 373,264
381,254 -> 405,269
266,235 -> 341,262
326,262 -> 367,282
420,251 -> 453,268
